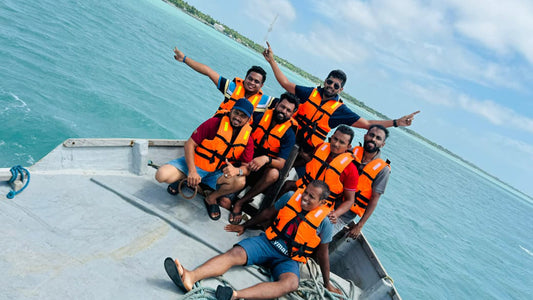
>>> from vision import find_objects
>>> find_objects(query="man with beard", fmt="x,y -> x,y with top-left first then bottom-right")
262,42 -> 419,163
331,125 -> 391,238
155,99 -> 255,221
221,93 -> 299,224
173,46 -> 272,114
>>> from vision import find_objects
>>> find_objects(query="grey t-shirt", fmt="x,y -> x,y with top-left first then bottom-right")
340,151 -> 390,223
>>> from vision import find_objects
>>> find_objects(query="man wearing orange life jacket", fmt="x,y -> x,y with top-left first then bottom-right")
279,126 -> 359,221
262,42 -> 419,165
173,46 -> 273,115
155,99 -> 255,221
333,125 -> 391,239
163,180 -> 342,299
221,92 -> 299,225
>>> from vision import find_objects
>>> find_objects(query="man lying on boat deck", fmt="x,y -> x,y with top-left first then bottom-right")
218,92 -> 300,225
263,41 -> 419,172
173,45 -> 273,115
164,180 -> 341,299
331,125 -> 391,239
155,98 -> 254,220
279,125 -> 360,227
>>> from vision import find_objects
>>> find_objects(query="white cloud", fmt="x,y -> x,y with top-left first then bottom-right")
458,95 -> 533,133
283,28 -> 369,64
406,82 -> 533,134
449,0 -> 533,64
244,0 -> 296,28
304,0 -> 533,91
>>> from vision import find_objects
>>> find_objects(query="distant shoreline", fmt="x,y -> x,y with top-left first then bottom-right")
162,0 -> 533,201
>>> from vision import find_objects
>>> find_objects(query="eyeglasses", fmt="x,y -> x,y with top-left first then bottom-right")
325,79 -> 341,90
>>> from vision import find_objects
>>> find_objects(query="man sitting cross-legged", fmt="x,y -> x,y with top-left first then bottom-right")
155,98 -> 254,220
163,180 -> 341,299
221,92 -> 299,224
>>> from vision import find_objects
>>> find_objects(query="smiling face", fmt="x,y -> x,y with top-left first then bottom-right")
229,108 -> 250,128
243,71 -> 264,94
363,127 -> 387,153
273,98 -> 296,123
323,77 -> 343,98
300,184 -> 325,211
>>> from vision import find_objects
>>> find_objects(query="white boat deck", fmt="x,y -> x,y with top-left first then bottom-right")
0,138 -> 398,299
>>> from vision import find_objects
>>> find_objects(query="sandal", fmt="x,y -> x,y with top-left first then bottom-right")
204,199 -> 221,220
167,181 -> 180,196
164,257 -> 188,293
215,285 -> 234,300
228,210 -> 243,225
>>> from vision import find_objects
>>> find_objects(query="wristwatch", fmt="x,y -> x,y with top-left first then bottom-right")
238,168 -> 243,176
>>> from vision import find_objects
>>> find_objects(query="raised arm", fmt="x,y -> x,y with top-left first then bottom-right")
173,46 -> 220,85
351,110 -> 421,129
262,42 -> 296,94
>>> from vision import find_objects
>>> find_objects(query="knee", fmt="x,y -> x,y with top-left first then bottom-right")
226,246 -> 247,264
155,168 -> 167,183
265,168 -> 280,182
278,273 -> 299,293
234,176 -> 246,189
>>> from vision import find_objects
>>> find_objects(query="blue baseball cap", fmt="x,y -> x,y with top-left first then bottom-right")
232,98 -> 254,118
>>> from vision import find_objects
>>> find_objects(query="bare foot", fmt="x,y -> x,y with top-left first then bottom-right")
174,258 -> 194,291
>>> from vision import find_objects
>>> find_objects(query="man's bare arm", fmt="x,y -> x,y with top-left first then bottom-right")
262,42 -> 296,94
173,46 -> 220,85
351,111 -> 421,129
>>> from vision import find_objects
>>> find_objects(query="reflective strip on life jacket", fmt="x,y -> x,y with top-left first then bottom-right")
294,88 -> 343,147
194,114 -> 252,172
296,143 -> 354,204
215,77 -> 263,115
265,188 -> 331,263
350,146 -> 390,216
252,109 -> 294,157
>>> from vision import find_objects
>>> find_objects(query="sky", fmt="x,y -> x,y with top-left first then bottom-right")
186,0 -> 533,198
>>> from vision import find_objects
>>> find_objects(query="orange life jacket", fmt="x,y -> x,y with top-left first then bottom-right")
296,143 -> 354,204
194,114 -> 252,172
251,109 -> 295,158
265,188 -> 331,263
294,88 -> 343,148
350,146 -> 391,216
216,77 -> 263,115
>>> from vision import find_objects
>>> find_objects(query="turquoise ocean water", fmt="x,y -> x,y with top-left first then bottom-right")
1,0 -> 532,298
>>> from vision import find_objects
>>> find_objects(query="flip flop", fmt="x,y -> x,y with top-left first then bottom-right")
215,285 -> 234,300
204,200 -> 221,220
167,182 -> 179,196
228,210 -> 242,225
164,257 -> 188,293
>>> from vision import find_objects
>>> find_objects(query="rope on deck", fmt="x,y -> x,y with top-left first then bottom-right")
180,260 -> 356,300
6,165 -> 30,199
286,259 -> 356,300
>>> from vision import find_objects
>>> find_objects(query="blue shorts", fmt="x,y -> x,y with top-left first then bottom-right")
237,234 -> 300,280
166,157 -> 223,190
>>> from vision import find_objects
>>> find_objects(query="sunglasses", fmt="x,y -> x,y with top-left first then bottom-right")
325,79 -> 341,90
